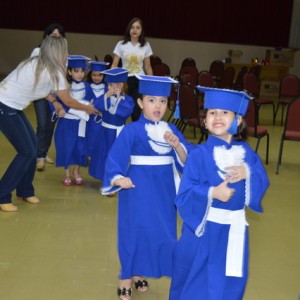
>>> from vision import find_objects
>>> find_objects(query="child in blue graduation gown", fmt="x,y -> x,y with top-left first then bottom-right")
101,75 -> 195,300
89,68 -> 134,181
86,61 -> 109,157
54,55 -> 94,186
169,87 -> 270,300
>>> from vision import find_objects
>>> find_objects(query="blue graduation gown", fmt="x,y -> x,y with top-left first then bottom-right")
88,93 -> 134,180
55,81 -> 93,168
87,82 -> 107,156
169,135 -> 270,300
101,115 -> 195,279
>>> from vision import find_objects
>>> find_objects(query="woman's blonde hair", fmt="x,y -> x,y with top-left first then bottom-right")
18,36 -> 68,92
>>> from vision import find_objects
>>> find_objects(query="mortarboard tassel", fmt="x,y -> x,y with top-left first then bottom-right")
173,83 -> 181,119
227,114 -> 239,134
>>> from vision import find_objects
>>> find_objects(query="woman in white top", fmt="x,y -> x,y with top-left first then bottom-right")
111,17 -> 153,121
0,36 -> 98,212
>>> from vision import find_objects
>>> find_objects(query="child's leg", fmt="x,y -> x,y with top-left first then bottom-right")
132,276 -> 149,292
118,278 -> 132,300
72,165 -> 83,185
63,167 -> 72,186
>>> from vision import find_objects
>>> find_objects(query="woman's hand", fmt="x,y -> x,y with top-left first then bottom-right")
85,102 -> 100,115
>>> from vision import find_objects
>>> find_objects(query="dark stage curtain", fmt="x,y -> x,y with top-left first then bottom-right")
0,0 -> 294,48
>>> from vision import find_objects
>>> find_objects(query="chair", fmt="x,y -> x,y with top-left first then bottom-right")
249,65 -> 262,80
180,73 -> 198,86
244,99 -> 269,164
243,72 -> 275,125
181,57 -> 197,68
152,63 -> 171,76
197,70 -> 214,106
166,83 -> 178,122
276,97 -> 300,174
220,66 -> 235,89
177,83 -> 207,143
179,66 -> 199,86
209,60 -> 225,87
274,74 -> 300,126
233,66 -> 248,90
150,55 -> 162,68
198,70 -> 214,87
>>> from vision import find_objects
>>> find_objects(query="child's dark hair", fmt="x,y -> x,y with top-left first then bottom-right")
233,118 -> 248,141
66,67 -> 85,83
86,70 -> 105,84
122,17 -> 146,47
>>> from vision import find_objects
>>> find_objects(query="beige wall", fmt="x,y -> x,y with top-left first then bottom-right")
0,28 -> 299,78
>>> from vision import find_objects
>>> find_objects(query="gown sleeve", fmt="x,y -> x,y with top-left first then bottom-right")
243,143 -> 270,213
175,147 -> 213,236
101,125 -> 134,195
169,123 -> 195,173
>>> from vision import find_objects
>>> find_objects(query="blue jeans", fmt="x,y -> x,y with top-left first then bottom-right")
0,102 -> 37,204
34,98 -> 56,159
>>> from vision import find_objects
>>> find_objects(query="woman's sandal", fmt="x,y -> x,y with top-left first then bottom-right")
134,279 -> 149,292
0,203 -> 18,212
117,287 -> 132,300
17,196 -> 40,204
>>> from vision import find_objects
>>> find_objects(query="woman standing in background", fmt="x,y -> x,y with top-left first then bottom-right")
31,23 -> 66,171
111,17 -> 153,121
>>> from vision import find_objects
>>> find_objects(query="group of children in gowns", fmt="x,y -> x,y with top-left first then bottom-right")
100,75 -> 269,300
53,56 -> 134,186
51,58 -> 270,299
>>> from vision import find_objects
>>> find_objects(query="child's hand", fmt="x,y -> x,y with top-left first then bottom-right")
113,177 -> 135,189
212,179 -> 235,202
224,165 -> 247,183
164,131 -> 180,148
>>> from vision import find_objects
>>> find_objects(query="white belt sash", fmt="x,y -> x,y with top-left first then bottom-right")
207,207 -> 248,277
101,121 -> 124,137
64,113 -> 87,137
130,155 -> 180,193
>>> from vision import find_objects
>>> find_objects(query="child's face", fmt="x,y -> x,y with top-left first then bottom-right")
205,109 -> 241,142
68,68 -> 85,82
137,95 -> 168,123
91,71 -> 103,84
108,82 -> 124,94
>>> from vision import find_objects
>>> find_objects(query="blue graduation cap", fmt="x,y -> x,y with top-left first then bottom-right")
136,75 -> 178,97
101,67 -> 128,83
136,75 -> 180,118
196,86 -> 253,134
89,61 -> 109,72
67,55 -> 91,68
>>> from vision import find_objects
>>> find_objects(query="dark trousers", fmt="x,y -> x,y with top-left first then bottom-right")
34,99 -> 56,159
127,76 -> 142,121
0,102 -> 37,204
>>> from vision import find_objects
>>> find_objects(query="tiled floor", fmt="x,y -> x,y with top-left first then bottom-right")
0,104 -> 299,300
